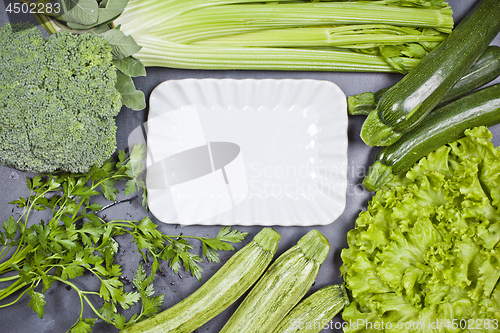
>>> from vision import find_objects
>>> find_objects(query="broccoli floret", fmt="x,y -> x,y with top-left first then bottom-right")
0,23 -> 122,173
0,23 -> 45,84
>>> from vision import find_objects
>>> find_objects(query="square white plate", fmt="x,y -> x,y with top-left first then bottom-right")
145,79 -> 347,226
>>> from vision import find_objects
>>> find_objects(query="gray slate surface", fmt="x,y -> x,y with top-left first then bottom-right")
1,1 -> 499,332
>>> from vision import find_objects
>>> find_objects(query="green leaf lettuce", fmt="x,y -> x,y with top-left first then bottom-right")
341,126 -> 500,332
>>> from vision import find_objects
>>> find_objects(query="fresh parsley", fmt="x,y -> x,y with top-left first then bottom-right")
0,145 -> 247,332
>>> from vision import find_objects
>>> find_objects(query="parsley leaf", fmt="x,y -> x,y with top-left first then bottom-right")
217,226 -> 248,243
2,216 -> 18,240
27,289 -> 46,319
127,263 -> 165,325
70,318 -> 96,333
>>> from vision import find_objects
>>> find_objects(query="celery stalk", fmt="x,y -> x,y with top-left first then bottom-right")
193,25 -> 447,49
112,0 -> 454,73
133,35 -> 420,72
159,2 -> 452,43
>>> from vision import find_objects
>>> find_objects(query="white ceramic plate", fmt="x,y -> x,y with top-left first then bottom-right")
145,79 -> 348,226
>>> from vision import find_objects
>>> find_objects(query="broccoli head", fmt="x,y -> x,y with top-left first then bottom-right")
0,23 -> 122,173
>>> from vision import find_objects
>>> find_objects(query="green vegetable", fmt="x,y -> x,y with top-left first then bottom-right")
435,45 -> 500,107
220,230 -> 330,333
360,0 -> 500,146
115,0 -> 452,73
0,23 -> 142,174
36,0 -> 454,73
348,91 -> 382,117
363,83 -> 500,192
271,284 -> 349,333
341,126 -> 500,332
122,228 -> 281,333
348,45 -> 500,116
0,145 -> 247,333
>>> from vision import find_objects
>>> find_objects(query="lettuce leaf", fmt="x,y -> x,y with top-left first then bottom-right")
341,126 -> 500,332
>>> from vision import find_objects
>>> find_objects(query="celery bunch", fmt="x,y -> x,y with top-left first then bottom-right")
39,0 -> 454,73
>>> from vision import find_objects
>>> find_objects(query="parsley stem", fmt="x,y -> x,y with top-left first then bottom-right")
53,277 -> 87,327
8,188 -> 50,261
0,245 -> 14,262
53,276 -> 115,325
80,290 -> 101,297
71,198 -> 86,222
0,278 -> 28,300
0,246 -> 30,273
0,285 -> 30,308
82,293 -> 114,324
0,274 -> 20,282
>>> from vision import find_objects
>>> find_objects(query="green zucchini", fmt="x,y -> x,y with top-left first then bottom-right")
435,45 -> 500,107
348,45 -> 500,116
360,0 -> 500,147
271,284 -> 349,333
219,229 -> 330,333
121,228 -> 281,333
347,91 -> 379,116
363,83 -> 500,192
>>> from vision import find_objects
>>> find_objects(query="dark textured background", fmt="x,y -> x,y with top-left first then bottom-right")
1,1 -> 499,332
